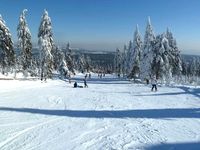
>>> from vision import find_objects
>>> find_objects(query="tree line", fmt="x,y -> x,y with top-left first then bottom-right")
0,9 -> 94,80
0,10 -> 199,84
114,17 -> 194,84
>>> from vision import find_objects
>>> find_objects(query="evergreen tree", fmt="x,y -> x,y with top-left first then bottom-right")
85,55 -> 92,73
78,54 -> 86,73
151,34 -> 172,82
114,48 -> 122,77
59,52 -> 69,78
143,17 -> 156,54
126,40 -> 132,70
53,45 -> 63,71
129,25 -> 142,79
17,9 -> 32,74
150,29 -> 182,83
190,57 -> 198,82
140,17 -> 156,80
196,58 -> 200,77
122,44 -> 128,77
166,28 -> 182,76
29,58 -> 39,77
38,10 -> 54,80
65,42 -> 75,73
0,15 -> 15,74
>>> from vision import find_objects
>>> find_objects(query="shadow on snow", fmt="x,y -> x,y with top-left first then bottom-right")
134,86 -> 200,99
144,142 -> 200,150
0,107 -> 200,119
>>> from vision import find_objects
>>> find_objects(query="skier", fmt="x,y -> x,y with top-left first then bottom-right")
74,81 -> 78,88
89,73 -> 91,79
85,74 -> 88,79
100,74 -> 102,79
151,77 -> 157,91
118,74 -> 120,78
84,79 -> 88,88
74,81 -> 83,88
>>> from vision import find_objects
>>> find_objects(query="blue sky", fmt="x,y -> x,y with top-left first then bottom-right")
0,0 -> 200,54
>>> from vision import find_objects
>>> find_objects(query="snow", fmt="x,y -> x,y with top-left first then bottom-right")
0,74 -> 200,150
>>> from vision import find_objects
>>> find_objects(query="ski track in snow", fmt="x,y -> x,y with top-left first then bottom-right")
0,75 -> 200,150
0,117 -> 61,149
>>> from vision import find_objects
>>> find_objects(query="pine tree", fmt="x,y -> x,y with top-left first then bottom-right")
114,48 -> 122,77
38,10 -> 54,80
151,34 -> 172,82
150,29 -> 182,84
85,55 -> 92,73
126,40 -> 132,69
53,45 -> 63,71
122,44 -> 128,77
0,15 -> 15,74
78,54 -> 86,73
59,52 -> 69,78
190,57 -> 198,82
166,28 -> 182,77
65,42 -> 75,73
29,58 -> 39,77
129,25 -> 142,79
196,58 -> 200,77
143,17 -> 156,54
140,17 -> 156,80
17,9 -> 32,75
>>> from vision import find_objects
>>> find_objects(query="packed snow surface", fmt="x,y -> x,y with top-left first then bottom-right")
0,74 -> 200,150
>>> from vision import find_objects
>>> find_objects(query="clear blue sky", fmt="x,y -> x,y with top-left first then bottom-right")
0,0 -> 200,54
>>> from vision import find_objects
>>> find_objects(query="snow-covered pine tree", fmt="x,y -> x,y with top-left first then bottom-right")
150,29 -> 182,84
65,42 -> 75,73
0,15 -> 15,74
114,48 -> 122,77
140,17 -> 156,80
181,60 -> 188,82
129,25 -> 142,79
17,9 -> 32,75
122,44 -> 128,77
77,54 -> 92,73
126,40 -> 132,70
85,55 -> 93,72
29,57 -> 39,77
52,45 -> 63,71
59,52 -> 69,79
166,28 -> 182,81
189,57 -> 198,83
195,58 -> 200,78
78,54 -> 86,73
151,34 -> 172,83
38,10 -> 54,80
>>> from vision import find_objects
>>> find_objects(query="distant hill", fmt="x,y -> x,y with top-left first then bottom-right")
181,54 -> 200,62
14,47 -> 200,65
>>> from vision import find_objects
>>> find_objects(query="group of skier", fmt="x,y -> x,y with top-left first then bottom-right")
71,72 -> 158,91
73,73 -> 90,88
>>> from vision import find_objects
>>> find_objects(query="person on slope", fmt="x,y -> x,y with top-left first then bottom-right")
89,73 -> 91,79
84,79 -> 88,88
85,74 -> 88,79
151,77 -> 157,92
74,81 -> 78,88
74,81 -> 83,88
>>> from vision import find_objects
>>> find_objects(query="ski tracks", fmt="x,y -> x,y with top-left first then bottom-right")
68,118 -> 167,150
47,96 -> 67,110
0,117 -> 61,150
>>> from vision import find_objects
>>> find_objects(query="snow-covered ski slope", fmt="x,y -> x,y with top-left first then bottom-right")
0,74 -> 200,150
